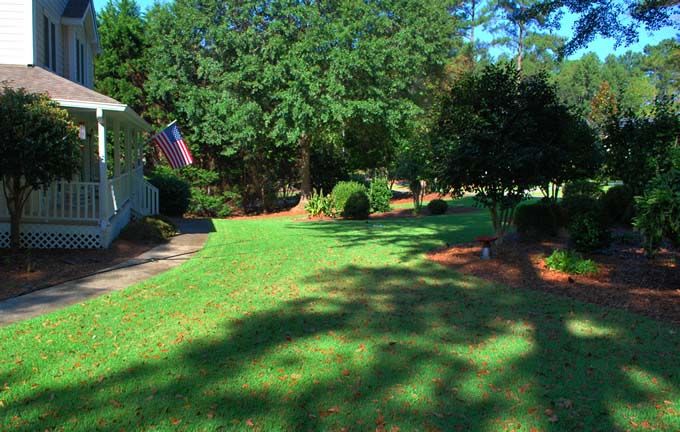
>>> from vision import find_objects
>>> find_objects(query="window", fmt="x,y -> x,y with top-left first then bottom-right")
43,15 -> 56,71
75,38 -> 85,84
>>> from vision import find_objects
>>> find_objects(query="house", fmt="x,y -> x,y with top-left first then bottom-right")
0,0 -> 158,249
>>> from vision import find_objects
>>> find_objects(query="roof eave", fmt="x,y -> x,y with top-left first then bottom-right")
54,99 -> 152,132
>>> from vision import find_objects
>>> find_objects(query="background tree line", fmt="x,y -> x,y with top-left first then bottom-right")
94,0 -> 678,218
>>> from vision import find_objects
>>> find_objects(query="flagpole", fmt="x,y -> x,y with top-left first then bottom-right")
146,120 -> 178,144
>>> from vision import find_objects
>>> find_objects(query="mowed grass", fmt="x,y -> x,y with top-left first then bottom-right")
1,209 -> 679,431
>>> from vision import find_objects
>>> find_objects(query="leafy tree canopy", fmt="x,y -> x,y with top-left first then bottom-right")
0,88 -> 80,248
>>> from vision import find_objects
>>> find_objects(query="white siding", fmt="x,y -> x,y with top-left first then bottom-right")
34,0 -> 68,74
0,0 -> 32,65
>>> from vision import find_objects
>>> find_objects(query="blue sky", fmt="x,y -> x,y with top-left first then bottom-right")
100,0 -> 678,60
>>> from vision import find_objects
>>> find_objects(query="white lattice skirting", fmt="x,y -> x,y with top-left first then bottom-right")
0,223 -> 103,249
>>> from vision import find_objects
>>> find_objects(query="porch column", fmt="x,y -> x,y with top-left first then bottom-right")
113,122 -> 121,178
96,108 -> 109,226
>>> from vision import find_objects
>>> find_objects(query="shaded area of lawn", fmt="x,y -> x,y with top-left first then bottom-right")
1,212 -> 678,431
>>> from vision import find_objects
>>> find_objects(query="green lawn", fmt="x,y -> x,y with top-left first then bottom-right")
1,208 -> 679,431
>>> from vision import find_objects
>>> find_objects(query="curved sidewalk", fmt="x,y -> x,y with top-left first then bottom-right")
0,219 -> 212,327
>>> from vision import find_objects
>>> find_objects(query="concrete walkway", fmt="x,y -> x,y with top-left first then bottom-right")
0,219 -> 213,326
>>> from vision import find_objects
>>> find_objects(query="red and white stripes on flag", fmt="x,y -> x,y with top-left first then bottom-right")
151,121 -> 193,169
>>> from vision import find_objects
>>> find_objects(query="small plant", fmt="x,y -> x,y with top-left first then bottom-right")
305,189 -> 334,217
569,215 -> 611,252
343,191 -> 370,219
368,177 -> 392,213
119,216 -> 178,243
332,181 -> 368,216
427,199 -> 448,215
545,249 -> 598,275
514,201 -> 560,238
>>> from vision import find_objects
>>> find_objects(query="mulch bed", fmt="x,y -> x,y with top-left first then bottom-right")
427,236 -> 680,325
0,240 -> 155,301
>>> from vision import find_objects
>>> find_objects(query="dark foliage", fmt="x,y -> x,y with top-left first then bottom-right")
569,214 -> 611,252
119,216 -> 177,243
514,202 -> 560,238
427,199 -> 449,215
601,184 -> 635,226
148,166 -> 191,216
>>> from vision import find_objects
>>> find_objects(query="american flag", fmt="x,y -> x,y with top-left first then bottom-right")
152,122 -> 193,169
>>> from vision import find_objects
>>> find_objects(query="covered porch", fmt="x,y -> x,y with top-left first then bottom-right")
0,95 -> 158,248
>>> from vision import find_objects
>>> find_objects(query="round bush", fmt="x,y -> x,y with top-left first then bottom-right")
601,184 -> 635,226
427,199 -> 448,215
343,191 -> 370,219
368,177 -> 392,213
514,202 -> 559,238
148,167 -> 191,216
332,181 -> 368,215
569,214 -> 611,252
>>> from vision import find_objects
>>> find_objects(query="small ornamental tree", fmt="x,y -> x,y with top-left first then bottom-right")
0,88 -> 80,248
433,63 -> 574,240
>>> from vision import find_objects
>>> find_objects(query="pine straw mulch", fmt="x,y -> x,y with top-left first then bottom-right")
0,239 -> 155,301
427,236 -> 680,325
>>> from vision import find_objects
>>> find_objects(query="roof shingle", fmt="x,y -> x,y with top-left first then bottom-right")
0,65 -> 122,106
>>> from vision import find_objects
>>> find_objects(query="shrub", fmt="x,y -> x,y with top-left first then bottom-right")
368,177 -> 392,213
561,195 -> 602,225
148,167 -> 191,216
569,214 -> 611,252
562,180 -> 603,201
188,189 -> 232,218
332,181 -> 368,215
545,249 -> 598,275
305,189 -> 334,217
427,199 -> 448,215
343,191 -> 370,219
634,169 -> 680,256
601,184 -> 635,225
514,201 -> 559,238
119,216 -> 177,243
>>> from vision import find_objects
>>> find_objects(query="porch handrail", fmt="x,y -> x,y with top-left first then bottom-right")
0,180 -> 100,222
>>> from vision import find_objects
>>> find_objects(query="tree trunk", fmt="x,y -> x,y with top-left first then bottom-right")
9,210 -> 21,249
516,24 -> 524,72
4,177 -> 31,250
295,134 -> 311,210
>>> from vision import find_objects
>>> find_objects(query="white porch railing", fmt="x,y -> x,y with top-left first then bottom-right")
0,180 -> 100,222
132,176 -> 159,216
0,168 -> 159,225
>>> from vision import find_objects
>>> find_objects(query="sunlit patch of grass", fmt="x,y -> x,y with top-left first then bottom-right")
566,318 -> 619,338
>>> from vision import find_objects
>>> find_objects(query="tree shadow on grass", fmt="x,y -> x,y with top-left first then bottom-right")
3,259 -> 678,431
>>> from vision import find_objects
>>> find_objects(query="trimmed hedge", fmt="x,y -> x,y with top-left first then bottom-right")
343,191 -> 370,219
427,199 -> 448,215
332,181 -> 367,216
